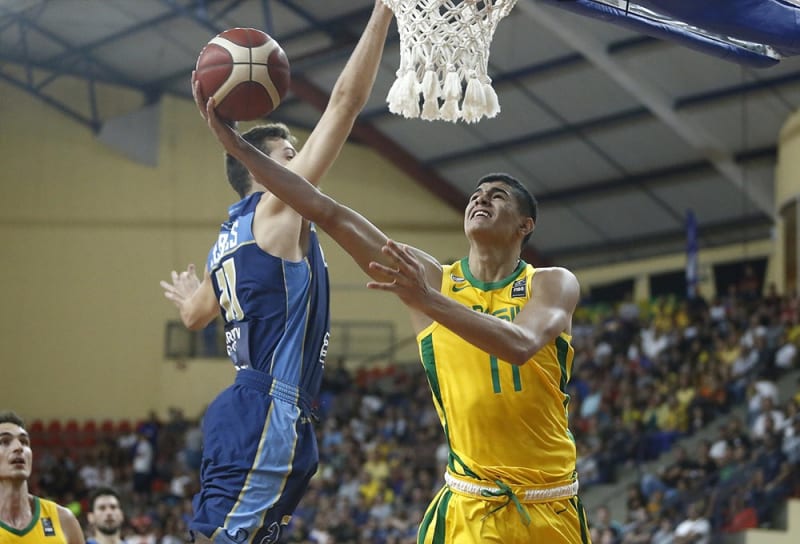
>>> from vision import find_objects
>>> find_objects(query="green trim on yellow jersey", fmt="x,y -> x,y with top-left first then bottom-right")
0,496 -> 40,536
421,333 -> 480,480
417,488 -> 453,544
556,335 -> 571,407
459,257 -> 526,291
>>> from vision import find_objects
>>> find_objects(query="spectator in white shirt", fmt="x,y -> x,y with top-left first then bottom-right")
673,501 -> 711,544
751,397 -> 787,440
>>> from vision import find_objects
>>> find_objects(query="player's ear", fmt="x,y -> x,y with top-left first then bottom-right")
520,217 -> 534,237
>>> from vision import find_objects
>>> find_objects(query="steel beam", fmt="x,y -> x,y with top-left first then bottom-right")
517,0 -> 774,217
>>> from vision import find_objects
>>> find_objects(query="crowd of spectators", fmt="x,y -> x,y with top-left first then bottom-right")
580,281 -> 800,543
24,281 -> 800,544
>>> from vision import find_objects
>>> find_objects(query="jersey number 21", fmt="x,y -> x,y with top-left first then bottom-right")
215,259 -> 244,321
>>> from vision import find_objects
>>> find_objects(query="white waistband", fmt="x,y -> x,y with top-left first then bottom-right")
444,472 -> 579,502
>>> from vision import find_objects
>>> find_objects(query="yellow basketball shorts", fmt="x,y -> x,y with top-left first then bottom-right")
417,486 -> 592,544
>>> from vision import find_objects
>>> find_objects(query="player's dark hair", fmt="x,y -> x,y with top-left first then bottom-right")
0,411 -> 25,428
89,487 -> 122,511
225,123 -> 297,198
476,173 -> 538,246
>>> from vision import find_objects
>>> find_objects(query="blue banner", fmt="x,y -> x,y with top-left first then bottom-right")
686,209 -> 698,299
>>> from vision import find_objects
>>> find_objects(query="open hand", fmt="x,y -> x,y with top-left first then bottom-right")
191,71 -> 242,154
160,264 -> 201,309
367,239 -> 432,310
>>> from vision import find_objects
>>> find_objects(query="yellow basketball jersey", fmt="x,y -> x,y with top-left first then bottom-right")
0,497 -> 68,544
417,258 -> 577,488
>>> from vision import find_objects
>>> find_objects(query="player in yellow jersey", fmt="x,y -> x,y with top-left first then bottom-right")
196,92 -> 591,543
0,411 -> 85,544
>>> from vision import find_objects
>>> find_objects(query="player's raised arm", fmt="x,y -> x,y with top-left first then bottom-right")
290,1 -> 393,186
368,242 -> 580,364
199,93 -> 439,286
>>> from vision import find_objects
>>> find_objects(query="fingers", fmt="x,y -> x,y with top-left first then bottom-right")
191,75 -> 208,120
366,280 -> 394,292
206,97 -> 217,121
206,97 -> 227,132
382,239 -> 416,270
369,261 -> 397,276
160,281 -> 182,302
163,292 -> 183,308
162,289 -> 179,302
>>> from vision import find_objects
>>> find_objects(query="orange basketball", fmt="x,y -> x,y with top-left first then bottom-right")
194,28 -> 290,121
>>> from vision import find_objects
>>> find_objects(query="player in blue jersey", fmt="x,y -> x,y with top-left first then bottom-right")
159,3 -> 393,543
85,488 -> 125,544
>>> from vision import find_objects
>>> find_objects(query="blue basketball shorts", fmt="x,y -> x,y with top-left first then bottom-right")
190,369 -> 318,544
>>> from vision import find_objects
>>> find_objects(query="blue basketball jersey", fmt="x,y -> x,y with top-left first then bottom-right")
205,192 -> 330,398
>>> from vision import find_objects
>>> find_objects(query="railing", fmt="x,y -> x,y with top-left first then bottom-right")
164,319 -> 400,362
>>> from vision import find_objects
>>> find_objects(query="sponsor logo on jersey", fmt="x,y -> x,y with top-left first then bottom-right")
318,331 -> 330,368
511,278 -> 527,298
41,518 -> 56,537
211,219 -> 241,265
225,323 -> 251,370
450,272 -> 469,292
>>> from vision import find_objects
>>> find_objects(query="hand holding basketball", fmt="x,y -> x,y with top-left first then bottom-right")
194,28 -> 290,121
193,81 -> 247,159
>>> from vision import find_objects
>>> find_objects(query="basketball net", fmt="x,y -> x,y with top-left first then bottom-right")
382,0 -> 517,123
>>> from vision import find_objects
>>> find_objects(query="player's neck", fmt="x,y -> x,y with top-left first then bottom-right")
92,531 -> 124,544
466,247 -> 521,283
0,482 -> 32,529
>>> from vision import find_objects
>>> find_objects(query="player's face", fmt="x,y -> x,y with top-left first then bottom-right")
464,181 -> 522,242
0,423 -> 32,482
89,495 -> 124,535
267,138 -> 297,167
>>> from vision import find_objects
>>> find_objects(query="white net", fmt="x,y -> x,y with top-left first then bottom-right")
382,0 -> 517,123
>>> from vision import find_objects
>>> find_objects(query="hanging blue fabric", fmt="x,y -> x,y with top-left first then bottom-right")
539,0 -> 800,67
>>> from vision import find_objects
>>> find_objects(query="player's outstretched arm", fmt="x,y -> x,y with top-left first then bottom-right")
290,1 -> 393,186
370,249 -> 580,364
200,94 -> 438,287
160,264 -> 218,330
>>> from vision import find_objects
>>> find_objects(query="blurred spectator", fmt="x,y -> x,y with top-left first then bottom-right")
651,515 -> 676,544
720,491 -> 758,534
672,501 -> 710,544
751,397 -> 787,440
783,416 -> 800,464
590,504 -> 623,543
126,510 -> 156,544
130,431 -> 154,499
737,265 -> 761,305
747,375 -> 780,422
775,331 -> 798,371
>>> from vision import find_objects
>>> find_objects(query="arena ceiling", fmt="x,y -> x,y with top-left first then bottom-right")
2,0 -> 799,269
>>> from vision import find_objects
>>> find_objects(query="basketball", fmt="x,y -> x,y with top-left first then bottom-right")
194,28 -> 290,121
